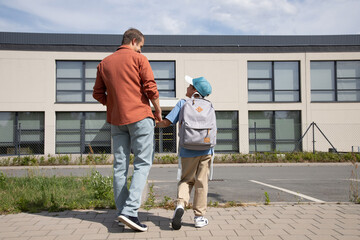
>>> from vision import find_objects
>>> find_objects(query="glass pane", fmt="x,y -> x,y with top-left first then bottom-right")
216,112 -> 238,128
56,132 -> 81,141
248,91 -> 272,102
275,91 -> 299,102
248,80 -> 271,90
18,112 -> 44,130
275,111 -> 301,140
85,92 -> 97,102
156,80 -> 175,90
85,61 -> 100,78
216,118 -> 233,129
311,91 -> 335,101
274,62 -> 299,90
0,112 -> 15,142
85,112 -> 108,129
216,131 -> 235,139
150,62 -> 175,78
249,129 -> 272,139
337,78 -> 360,90
57,79 -> 82,90
159,91 -> 175,98
57,92 -> 82,102
249,112 -> 272,128
311,62 -> 335,90
56,113 -> 82,129
85,79 -> 95,90
56,144 -> 81,154
21,131 -> 43,141
338,91 -> 360,101
276,142 -> 296,152
85,132 -> 110,142
249,142 -> 272,152
248,62 -> 272,78
337,61 -> 360,78
57,61 -> 82,78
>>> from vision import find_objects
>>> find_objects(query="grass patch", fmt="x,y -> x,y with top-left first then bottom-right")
0,170 -> 115,214
1,152 -> 359,167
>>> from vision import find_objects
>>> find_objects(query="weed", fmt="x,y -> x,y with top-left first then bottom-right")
0,171 -> 6,187
349,153 -> 360,203
89,170 -> 113,200
208,200 -> 219,207
264,192 -> 270,205
143,183 -> 156,210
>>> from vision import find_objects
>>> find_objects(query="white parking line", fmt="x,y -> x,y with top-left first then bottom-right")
347,178 -> 360,182
249,180 -> 325,203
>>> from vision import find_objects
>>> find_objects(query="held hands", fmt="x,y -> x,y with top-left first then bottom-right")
155,119 -> 171,128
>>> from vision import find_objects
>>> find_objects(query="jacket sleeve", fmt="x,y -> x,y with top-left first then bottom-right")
93,63 -> 107,105
139,56 -> 159,100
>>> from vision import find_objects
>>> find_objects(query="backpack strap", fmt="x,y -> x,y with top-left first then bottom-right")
191,92 -> 204,99
177,156 -> 182,181
209,150 -> 215,180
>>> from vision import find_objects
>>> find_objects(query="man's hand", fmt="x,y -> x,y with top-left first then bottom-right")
150,97 -> 162,122
154,109 -> 162,122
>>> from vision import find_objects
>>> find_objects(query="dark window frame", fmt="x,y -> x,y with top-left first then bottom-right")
248,111 -> 302,153
215,111 -> 239,153
0,112 -> 44,155
248,61 -> 301,103
55,112 -> 111,154
149,60 -> 176,98
56,60 -> 100,103
311,60 -> 360,102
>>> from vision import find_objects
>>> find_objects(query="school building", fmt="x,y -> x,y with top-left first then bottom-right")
0,32 -> 360,156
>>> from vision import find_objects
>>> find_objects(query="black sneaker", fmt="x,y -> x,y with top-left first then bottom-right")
118,214 -> 148,232
171,205 -> 184,230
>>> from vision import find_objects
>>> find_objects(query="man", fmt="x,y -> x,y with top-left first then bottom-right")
93,28 -> 162,232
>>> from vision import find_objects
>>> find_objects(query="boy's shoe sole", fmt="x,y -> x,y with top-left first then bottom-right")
171,207 -> 184,230
118,215 -> 148,232
114,219 -> 125,227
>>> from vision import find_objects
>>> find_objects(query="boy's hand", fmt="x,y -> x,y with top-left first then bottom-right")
156,119 -> 171,128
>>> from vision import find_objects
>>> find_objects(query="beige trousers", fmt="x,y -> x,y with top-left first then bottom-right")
177,154 -> 211,216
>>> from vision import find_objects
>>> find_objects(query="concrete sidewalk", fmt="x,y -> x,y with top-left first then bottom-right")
1,203 -> 359,240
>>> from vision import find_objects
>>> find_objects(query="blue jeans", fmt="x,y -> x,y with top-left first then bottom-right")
111,117 -> 155,217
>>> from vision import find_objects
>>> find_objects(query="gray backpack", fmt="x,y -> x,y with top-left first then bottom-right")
178,93 -> 217,150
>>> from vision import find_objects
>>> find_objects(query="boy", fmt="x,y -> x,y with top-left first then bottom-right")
156,75 -> 214,230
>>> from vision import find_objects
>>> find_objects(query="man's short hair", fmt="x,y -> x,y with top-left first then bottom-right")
122,28 -> 144,45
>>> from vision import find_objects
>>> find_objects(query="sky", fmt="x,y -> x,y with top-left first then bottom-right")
0,0 -> 359,36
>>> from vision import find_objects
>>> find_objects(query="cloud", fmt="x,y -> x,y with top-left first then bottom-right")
0,0 -> 359,35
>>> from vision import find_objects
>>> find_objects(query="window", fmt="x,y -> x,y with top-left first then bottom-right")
215,111 -> 239,153
248,61 -> 300,102
56,112 -> 111,154
56,61 -> 100,103
150,61 -> 175,98
154,111 -> 176,153
0,112 -> 44,155
311,61 -> 360,102
56,60 -> 175,102
249,111 -> 301,152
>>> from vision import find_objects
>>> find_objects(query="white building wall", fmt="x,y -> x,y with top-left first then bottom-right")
1,50 -> 360,154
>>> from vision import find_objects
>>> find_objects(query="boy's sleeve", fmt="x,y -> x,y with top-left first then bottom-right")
165,100 -> 185,125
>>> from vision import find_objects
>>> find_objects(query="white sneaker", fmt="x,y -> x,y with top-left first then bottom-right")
171,205 -> 184,230
114,219 -> 125,227
194,216 -> 208,228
